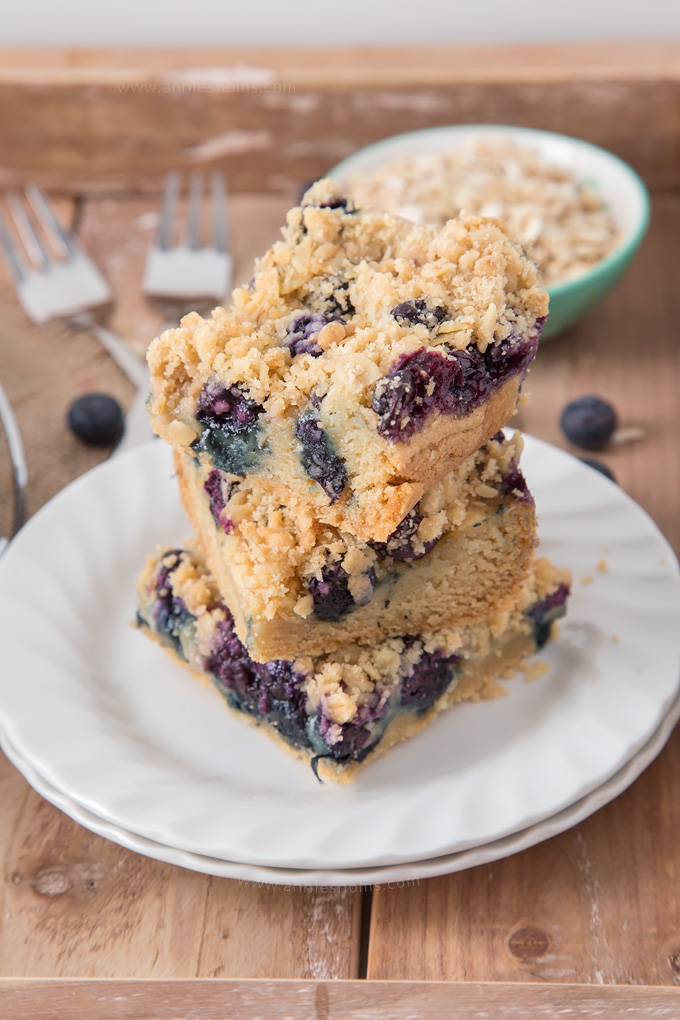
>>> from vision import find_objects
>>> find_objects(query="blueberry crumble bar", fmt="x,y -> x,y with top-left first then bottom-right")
147,179 -> 548,542
135,544 -> 570,783
175,430 -> 536,662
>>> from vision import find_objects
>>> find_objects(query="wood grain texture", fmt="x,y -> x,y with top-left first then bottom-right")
1,42 -> 680,82
0,754 -> 361,979
368,732 -> 680,985
367,193 -> 680,985
2,977 -> 680,1019
0,46 -> 679,194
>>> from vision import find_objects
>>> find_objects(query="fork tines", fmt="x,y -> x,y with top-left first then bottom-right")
0,186 -> 111,324
0,185 -> 69,281
142,171 -> 232,303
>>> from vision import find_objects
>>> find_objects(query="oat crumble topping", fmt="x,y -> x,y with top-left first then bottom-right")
346,138 -> 619,286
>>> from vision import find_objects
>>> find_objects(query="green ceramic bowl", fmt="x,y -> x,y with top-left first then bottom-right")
328,125 -> 650,340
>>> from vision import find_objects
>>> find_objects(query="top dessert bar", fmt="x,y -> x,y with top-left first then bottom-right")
147,179 -> 548,542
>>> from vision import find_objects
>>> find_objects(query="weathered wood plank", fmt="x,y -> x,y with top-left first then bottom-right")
0,46 -> 678,194
0,751 -> 361,978
1,42 -> 680,82
2,977 -> 680,1019
367,192 -> 680,984
368,731 -> 680,985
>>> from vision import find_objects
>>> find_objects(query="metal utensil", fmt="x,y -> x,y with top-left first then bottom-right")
115,171 -> 232,457
0,379 -> 27,556
142,170 -> 232,302
0,186 -> 146,389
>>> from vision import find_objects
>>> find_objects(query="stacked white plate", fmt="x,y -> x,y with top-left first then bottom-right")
0,438 -> 679,886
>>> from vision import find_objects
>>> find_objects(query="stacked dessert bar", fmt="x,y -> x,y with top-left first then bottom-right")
136,180 -> 570,782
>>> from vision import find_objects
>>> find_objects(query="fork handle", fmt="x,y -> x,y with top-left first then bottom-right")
0,379 -> 28,547
70,314 -> 148,389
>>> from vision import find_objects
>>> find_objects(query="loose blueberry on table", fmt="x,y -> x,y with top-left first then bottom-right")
67,392 -> 124,447
560,395 -> 618,451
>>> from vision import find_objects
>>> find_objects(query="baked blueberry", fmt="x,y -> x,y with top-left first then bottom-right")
560,396 -> 618,450
313,689 -> 389,767
196,380 -> 261,434
203,470 -> 235,533
283,311 -> 343,358
399,647 -> 461,709
526,583 -> 571,648
373,330 -> 539,442
151,553 -> 190,654
307,564 -> 356,620
209,616 -> 309,746
372,510 -> 440,562
294,410 -> 347,500
307,563 -> 376,621
193,380 -> 263,476
323,279 -> 355,317
67,392 -> 124,446
372,348 -> 462,441
392,299 -> 449,329
318,196 -> 349,210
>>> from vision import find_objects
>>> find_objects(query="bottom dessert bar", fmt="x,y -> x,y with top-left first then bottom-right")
135,545 -> 570,783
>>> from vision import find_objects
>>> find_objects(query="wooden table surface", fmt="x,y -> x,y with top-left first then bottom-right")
1,44 -> 680,1019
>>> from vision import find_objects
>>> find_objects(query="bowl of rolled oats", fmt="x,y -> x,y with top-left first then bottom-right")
330,125 -> 650,339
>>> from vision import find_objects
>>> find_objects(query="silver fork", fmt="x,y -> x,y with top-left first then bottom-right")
0,379 -> 27,556
142,170 -> 232,303
0,186 -> 147,390
116,171 -> 232,455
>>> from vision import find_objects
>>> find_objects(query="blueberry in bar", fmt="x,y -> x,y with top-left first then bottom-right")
135,545 -> 570,783
147,179 -> 548,543
174,430 -> 537,663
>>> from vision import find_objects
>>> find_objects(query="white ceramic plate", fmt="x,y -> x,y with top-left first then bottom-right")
0,438 -> 678,869
4,683 -> 680,887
